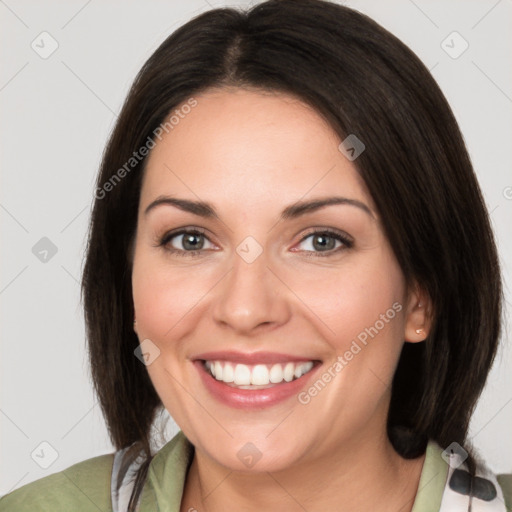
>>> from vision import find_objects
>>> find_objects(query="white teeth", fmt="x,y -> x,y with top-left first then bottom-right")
304,361 -> 314,372
251,364 -> 270,385
214,361 -> 223,381
284,362 -> 295,382
234,364 -> 252,385
294,361 -> 313,379
223,362 -> 234,382
301,361 -> 314,375
269,364 -> 284,383
204,360 -> 315,386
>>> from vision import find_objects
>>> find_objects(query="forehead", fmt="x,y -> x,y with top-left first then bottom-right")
140,88 -> 373,214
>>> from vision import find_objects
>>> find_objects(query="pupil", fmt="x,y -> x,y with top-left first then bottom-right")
313,234 -> 334,251
184,233 -> 203,250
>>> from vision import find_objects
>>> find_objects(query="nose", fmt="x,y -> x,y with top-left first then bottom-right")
212,245 -> 291,335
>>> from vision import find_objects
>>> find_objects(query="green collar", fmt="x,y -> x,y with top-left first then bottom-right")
139,431 -> 194,511
411,440 -> 448,512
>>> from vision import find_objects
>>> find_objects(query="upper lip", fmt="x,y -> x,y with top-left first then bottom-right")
192,351 -> 320,365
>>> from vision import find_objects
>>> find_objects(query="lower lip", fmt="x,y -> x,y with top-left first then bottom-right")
194,360 -> 321,409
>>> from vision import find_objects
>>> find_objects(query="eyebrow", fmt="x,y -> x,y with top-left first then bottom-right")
144,195 -> 374,220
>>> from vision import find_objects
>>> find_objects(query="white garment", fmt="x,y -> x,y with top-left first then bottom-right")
111,444 -> 146,512
439,450 -> 507,512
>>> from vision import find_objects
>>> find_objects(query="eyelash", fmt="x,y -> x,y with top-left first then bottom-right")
156,227 -> 353,258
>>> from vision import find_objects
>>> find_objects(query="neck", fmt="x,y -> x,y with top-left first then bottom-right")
180,424 -> 426,512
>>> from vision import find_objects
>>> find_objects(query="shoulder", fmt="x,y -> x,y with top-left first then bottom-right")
438,446 -> 512,512
497,473 -> 512,511
0,452 -> 114,512
413,441 -> 512,512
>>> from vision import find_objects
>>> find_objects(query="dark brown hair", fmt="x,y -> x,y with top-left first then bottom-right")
81,0 -> 502,508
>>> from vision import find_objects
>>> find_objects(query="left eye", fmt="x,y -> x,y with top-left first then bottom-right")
295,231 -> 352,255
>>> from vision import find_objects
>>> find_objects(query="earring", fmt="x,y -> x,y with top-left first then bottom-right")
415,328 -> 423,335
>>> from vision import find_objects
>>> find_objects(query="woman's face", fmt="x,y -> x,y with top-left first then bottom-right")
132,88 -> 426,471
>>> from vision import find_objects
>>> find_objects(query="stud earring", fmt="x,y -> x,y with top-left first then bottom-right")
415,328 -> 423,335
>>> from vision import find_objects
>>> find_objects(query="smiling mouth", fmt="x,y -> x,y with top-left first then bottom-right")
202,360 -> 319,389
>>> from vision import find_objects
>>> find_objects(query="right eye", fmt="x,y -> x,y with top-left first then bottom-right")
158,229 -> 216,257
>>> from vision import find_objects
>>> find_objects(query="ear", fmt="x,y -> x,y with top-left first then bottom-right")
403,282 -> 432,343
133,317 -> 138,334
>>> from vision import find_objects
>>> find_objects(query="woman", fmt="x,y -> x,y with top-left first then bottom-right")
1,0 -> 510,510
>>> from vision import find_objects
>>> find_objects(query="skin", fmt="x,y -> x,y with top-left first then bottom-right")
131,87 -> 432,512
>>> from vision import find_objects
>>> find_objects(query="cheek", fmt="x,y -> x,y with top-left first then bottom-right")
131,248 -> 215,342
282,255 -> 406,354
131,250 -> 209,411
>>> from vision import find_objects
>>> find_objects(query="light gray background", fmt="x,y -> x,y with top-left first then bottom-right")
1,0 -> 511,495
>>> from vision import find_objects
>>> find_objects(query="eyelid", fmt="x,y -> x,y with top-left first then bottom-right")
297,227 -> 353,245
156,227 -> 216,252
292,228 -> 354,257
